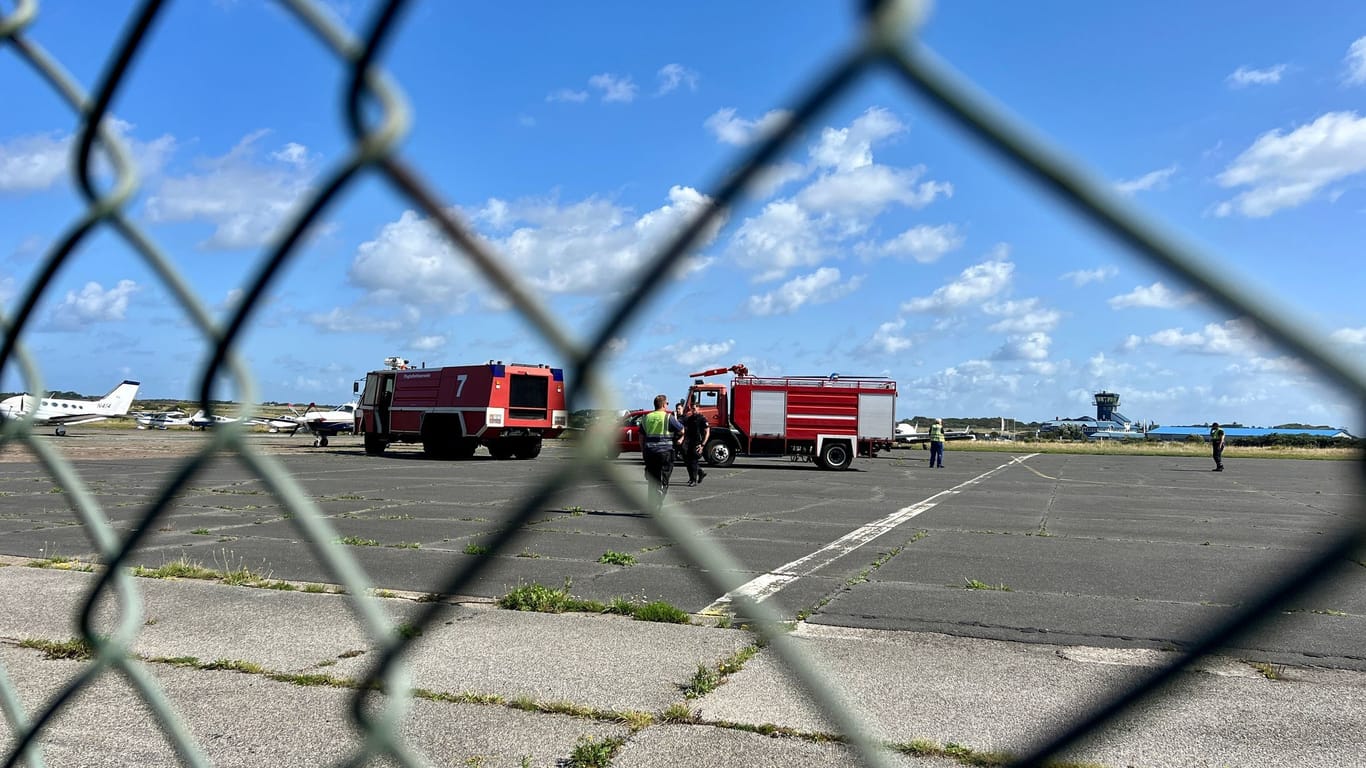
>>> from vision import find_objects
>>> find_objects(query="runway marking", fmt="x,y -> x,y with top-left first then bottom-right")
703,453 -> 1040,614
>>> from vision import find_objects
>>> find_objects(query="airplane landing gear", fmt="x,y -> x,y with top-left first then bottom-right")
54,426 -> 67,437
313,435 -> 329,447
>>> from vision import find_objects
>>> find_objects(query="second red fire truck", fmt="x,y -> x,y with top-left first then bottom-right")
686,364 -> 897,470
353,358 -> 567,459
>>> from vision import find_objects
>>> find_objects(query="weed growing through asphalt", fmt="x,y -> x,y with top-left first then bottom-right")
515,549 -> 541,558
303,583 -> 328,593
190,528 -> 211,535
566,735 -> 623,768
598,550 -> 636,567
660,702 -> 698,723
389,542 -> 421,549
336,536 -> 380,547
683,663 -> 721,698
963,578 -> 1013,591
630,600 -> 689,624
464,542 -> 491,556
19,638 -> 95,661
1250,661 -> 1286,680
499,579 -> 601,613
132,556 -> 218,581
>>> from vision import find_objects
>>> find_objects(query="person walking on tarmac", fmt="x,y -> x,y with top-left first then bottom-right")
928,418 -> 946,468
640,394 -> 685,511
682,401 -> 710,486
1210,422 -> 1226,472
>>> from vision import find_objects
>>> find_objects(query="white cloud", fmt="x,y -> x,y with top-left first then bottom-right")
350,185 -> 719,305
867,224 -> 964,264
902,254 -> 1013,313
411,335 -> 446,351
144,130 -> 318,250
270,142 -> 309,166
1114,165 -> 1178,195
1330,327 -> 1366,346
1345,37 -> 1366,85
746,267 -> 861,316
1214,111 -> 1366,217
725,106 -> 952,283
809,107 -> 905,171
656,64 -> 698,95
1227,65 -> 1286,88
992,331 -> 1051,361
1061,266 -> 1117,286
589,73 -> 637,103
1135,319 -> 1261,356
0,121 -> 175,193
1107,281 -> 1201,309
47,279 -> 138,330
983,298 -> 1060,333
729,200 -> 826,282
797,164 -> 951,218
704,108 -> 792,146
1087,352 -> 1133,378
305,307 -> 402,333
667,339 -> 735,368
0,132 -> 67,192
868,317 -> 912,354
546,88 -> 589,103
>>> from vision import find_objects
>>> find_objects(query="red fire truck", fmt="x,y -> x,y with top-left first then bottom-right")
353,359 -> 567,459
687,364 -> 896,470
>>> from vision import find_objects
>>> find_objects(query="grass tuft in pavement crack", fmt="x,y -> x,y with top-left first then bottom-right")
566,735 -> 624,768
19,637 -> 96,661
497,580 -> 690,623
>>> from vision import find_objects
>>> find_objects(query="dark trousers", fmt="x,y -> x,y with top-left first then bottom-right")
683,440 -> 705,483
1213,443 -> 1224,470
643,449 -> 674,510
929,441 -> 944,468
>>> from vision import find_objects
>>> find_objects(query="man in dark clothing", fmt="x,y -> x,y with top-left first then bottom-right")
682,402 -> 710,486
1210,422 -> 1225,471
640,394 -> 685,511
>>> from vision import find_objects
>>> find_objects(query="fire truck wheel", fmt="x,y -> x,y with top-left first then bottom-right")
513,440 -> 542,459
454,438 -> 478,458
819,441 -> 853,470
364,433 -> 385,456
704,439 -> 735,467
488,443 -> 515,460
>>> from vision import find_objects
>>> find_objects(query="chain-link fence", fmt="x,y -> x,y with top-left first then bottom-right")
2,0 -> 1363,766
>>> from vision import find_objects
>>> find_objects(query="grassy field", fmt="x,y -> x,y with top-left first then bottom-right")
904,440 -> 1362,461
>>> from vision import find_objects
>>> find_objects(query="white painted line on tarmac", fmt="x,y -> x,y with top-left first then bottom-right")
703,453 -> 1040,615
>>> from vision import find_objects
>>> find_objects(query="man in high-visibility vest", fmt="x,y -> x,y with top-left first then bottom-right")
640,394 -> 685,511
1210,422 -> 1225,472
928,418 -> 946,468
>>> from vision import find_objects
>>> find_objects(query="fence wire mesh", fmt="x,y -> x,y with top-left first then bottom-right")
2,0 -> 1363,766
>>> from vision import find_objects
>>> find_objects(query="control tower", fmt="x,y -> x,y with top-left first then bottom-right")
1094,391 -> 1123,423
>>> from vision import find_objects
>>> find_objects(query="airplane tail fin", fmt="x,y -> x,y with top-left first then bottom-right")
97,380 -> 141,416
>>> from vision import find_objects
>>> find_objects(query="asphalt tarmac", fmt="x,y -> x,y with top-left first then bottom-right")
1,432 -> 1362,670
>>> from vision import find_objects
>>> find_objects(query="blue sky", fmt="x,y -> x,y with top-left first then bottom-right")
2,2 -> 1364,431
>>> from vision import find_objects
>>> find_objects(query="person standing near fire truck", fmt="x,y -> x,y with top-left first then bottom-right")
928,418 -> 946,468
640,394 -> 685,511
682,401 -> 710,486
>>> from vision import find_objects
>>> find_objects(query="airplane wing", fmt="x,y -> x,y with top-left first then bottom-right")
39,414 -> 116,427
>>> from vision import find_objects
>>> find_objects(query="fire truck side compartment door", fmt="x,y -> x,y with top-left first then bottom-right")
858,393 -> 895,440
749,391 -> 786,438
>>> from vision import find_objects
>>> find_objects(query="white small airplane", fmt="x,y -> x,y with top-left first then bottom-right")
188,410 -> 240,430
135,409 -> 191,430
256,402 -> 358,446
894,421 -> 976,445
0,380 -> 141,435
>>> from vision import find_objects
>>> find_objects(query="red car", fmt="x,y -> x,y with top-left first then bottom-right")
611,409 -> 650,459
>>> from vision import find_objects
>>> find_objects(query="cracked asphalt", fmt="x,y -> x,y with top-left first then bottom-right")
2,431 -> 1361,670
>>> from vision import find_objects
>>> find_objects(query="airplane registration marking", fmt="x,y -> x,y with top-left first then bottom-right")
702,453 -> 1040,614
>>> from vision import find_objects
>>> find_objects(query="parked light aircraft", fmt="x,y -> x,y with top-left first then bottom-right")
135,409 -> 191,430
0,380 -> 141,435
188,410 -> 241,430
256,402 -> 358,446
894,421 -> 975,444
